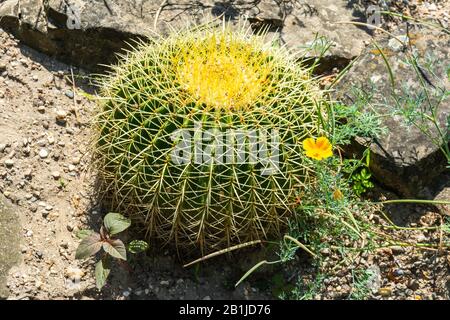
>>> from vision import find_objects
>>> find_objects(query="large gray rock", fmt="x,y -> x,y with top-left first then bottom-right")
0,194 -> 21,298
0,0 -> 372,71
335,26 -> 449,197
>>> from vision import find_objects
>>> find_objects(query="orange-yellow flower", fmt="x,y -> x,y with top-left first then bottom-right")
332,188 -> 344,201
302,136 -> 333,160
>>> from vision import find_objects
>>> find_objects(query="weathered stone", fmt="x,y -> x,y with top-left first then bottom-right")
0,194 -> 21,298
422,171 -> 450,215
334,26 -> 449,197
0,0 -> 372,72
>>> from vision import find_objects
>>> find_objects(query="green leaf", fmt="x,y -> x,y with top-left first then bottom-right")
103,212 -> 131,235
365,149 -> 371,167
95,257 -> 111,290
76,229 -> 94,239
128,240 -> 149,254
103,239 -> 127,260
75,233 -> 103,260
361,171 -> 371,180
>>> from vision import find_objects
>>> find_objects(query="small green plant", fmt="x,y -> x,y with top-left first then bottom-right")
279,274 -> 325,300
350,167 -> 374,197
342,150 -> 374,196
58,178 -> 67,189
75,212 -> 148,289
348,268 -> 374,300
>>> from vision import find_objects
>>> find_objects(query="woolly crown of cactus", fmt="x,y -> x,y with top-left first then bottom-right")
94,22 -> 326,253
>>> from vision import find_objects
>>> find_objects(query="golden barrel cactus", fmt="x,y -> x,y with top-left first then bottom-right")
94,22 -> 326,253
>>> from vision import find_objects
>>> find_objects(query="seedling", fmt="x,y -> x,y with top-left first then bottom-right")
75,212 -> 148,289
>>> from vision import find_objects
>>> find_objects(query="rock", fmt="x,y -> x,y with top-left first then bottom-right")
0,143 -> 7,152
0,0 -> 371,73
65,266 -> 84,282
378,287 -> 392,297
38,149 -> 48,159
366,265 -> 381,294
0,195 -> 21,298
391,246 -> 405,254
55,110 -> 67,124
47,135 -> 55,145
334,26 -> 449,197
435,186 -> 450,215
423,171 -> 450,215
71,156 -> 81,165
407,279 -> 420,291
393,269 -> 405,277
51,171 -> 60,179
64,90 -> 74,99
3,159 -> 14,168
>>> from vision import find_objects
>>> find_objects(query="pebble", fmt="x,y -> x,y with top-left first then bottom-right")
160,280 -> 170,286
51,171 -> 61,179
378,287 -> 392,297
56,110 -> 67,123
68,164 -> 76,172
391,246 -> 405,254
47,135 -> 55,145
4,158 -> 14,168
72,156 -> 81,165
366,265 -> 381,293
0,143 -> 6,152
428,3 -> 437,11
416,234 -> 427,242
39,149 -> 49,159
393,269 -> 404,277
407,280 -> 420,291
66,267 -> 84,282
65,90 -> 74,99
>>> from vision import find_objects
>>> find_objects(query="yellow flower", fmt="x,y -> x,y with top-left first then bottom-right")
332,188 -> 344,201
302,136 -> 333,160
